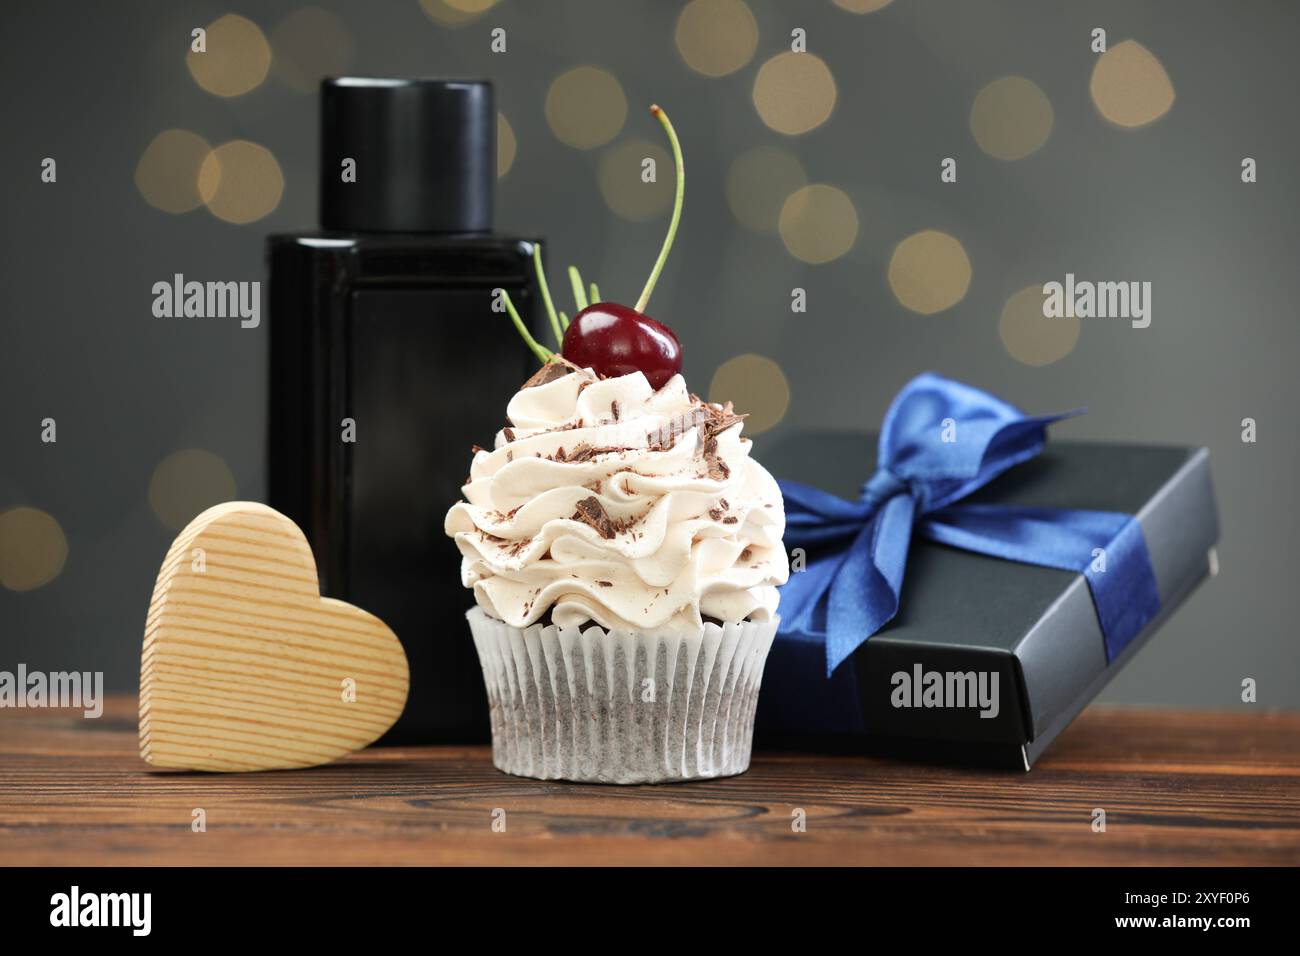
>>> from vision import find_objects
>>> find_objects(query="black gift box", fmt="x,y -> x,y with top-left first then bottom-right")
756,432 -> 1219,769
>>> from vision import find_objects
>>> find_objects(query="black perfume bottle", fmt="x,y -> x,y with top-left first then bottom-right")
267,78 -> 538,743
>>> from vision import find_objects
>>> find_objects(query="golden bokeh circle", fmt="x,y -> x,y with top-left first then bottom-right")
832,0 -> 894,11
598,139 -> 673,221
186,14 -> 272,98
726,146 -> 806,233
888,230 -> 972,315
709,354 -> 790,436
0,507 -> 68,592
148,449 -> 237,532
134,130 -> 213,214
752,52 -> 837,136
999,284 -> 1081,366
198,140 -> 284,225
1090,40 -> 1175,128
675,0 -> 759,78
778,184 -> 859,264
497,112 -> 517,178
970,76 -> 1054,161
545,67 -> 628,150
271,7 -> 354,93
419,0 -> 496,26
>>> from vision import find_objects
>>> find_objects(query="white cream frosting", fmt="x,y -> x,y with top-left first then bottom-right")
444,362 -> 788,634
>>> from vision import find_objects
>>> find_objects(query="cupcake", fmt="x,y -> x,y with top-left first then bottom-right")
444,106 -> 788,783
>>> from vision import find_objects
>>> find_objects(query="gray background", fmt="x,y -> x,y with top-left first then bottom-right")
2,0 -> 1296,709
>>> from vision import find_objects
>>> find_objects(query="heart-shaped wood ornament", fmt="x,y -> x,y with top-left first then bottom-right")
140,502 -> 409,771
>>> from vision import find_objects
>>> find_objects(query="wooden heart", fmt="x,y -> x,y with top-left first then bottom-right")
140,502 -> 409,771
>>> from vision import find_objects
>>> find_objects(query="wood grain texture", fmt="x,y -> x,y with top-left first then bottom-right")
140,502 -> 409,771
2,698 -> 1297,865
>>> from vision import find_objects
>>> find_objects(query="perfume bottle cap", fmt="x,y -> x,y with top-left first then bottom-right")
320,77 -> 494,234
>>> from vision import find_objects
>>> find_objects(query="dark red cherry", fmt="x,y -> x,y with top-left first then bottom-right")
561,302 -> 682,389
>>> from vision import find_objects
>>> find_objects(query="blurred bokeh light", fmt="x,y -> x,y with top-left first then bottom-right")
970,76 -> 1054,160
198,140 -> 285,224
1090,39 -> 1175,128
271,7 -> 354,93
599,139 -> 673,221
0,507 -> 68,592
546,66 -> 628,150
675,0 -> 759,78
709,354 -> 790,436
497,112 -> 517,178
148,449 -> 237,532
419,0 -> 498,26
999,284 -> 1080,366
779,184 -> 858,264
726,146 -> 807,233
753,52 -> 837,136
134,130 -> 213,214
831,0 -> 894,12
186,14 -> 271,98
888,230 -> 972,314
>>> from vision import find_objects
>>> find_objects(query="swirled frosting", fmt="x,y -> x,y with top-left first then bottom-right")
445,360 -> 788,634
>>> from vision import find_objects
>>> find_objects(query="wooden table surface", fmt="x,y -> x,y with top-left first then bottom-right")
2,696 -> 1297,866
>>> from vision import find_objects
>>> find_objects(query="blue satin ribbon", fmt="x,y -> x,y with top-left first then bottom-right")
777,373 -> 1161,675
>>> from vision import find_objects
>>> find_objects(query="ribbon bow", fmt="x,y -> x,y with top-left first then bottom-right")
777,373 -> 1160,675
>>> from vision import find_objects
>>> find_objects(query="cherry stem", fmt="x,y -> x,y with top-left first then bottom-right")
589,281 -> 601,304
567,266 -> 589,314
498,287 -> 553,364
532,243 -> 564,347
634,105 -> 684,315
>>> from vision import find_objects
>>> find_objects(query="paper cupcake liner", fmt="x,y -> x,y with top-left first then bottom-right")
466,607 -> 778,784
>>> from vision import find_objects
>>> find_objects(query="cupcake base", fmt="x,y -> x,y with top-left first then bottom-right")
466,608 -> 778,784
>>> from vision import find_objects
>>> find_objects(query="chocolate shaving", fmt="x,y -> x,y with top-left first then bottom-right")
646,407 -> 710,451
596,580 -> 613,588
708,507 -> 725,521
471,444 -> 485,454
700,402 -> 746,446
522,359 -> 579,389
698,403 -> 744,481
722,516 -> 738,524
571,496 -> 617,539
611,400 -> 621,421
536,419 -> 584,437
739,547 -> 753,563
502,427 -> 516,442
497,535 -> 534,557
564,442 -> 630,463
